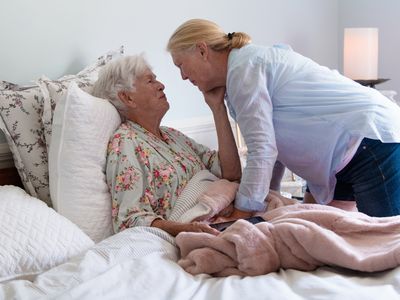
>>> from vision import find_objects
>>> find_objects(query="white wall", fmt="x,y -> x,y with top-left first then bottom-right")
338,0 -> 400,93
0,0 -> 338,144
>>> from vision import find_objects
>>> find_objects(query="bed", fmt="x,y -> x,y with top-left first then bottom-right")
1,184 -> 400,300
1,47 -> 400,300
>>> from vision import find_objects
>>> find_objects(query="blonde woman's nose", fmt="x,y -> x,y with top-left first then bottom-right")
180,69 -> 188,80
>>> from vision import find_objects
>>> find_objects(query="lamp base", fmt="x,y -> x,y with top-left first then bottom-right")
354,78 -> 389,88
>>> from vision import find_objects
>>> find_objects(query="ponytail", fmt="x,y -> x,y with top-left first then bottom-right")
167,19 -> 251,53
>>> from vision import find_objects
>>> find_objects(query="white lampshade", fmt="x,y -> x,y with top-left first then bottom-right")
344,28 -> 378,80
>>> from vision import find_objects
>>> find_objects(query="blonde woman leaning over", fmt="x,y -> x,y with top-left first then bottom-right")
167,18 -> 400,218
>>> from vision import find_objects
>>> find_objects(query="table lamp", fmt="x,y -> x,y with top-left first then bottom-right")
343,27 -> 388,88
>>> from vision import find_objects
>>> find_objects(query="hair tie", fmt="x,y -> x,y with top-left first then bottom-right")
227,32 -> 235,40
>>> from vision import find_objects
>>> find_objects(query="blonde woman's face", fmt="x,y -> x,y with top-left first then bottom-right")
172,49 -> 213,92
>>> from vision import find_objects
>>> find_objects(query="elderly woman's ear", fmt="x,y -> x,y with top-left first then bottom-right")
118,91 -> 137,108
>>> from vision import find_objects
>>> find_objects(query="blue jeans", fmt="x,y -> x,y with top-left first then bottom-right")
334,138 -> 400,217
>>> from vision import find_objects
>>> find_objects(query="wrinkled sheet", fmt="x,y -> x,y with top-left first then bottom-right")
1,226 -> 400,300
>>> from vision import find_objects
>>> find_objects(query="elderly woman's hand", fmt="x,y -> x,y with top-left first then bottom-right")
151,219 -> 220,236
185,222 -> 220,236
202,86 -> 226,112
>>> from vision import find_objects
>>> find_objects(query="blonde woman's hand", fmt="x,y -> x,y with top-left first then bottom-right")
230,207 -> 254,219
216,203 -> 234,218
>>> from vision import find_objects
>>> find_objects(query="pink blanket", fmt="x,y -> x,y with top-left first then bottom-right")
176,204 -> 400,277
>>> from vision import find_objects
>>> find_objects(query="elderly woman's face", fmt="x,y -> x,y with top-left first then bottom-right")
125,69 -> 169,117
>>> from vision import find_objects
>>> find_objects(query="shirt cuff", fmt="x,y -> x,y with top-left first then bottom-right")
234,192 -> 267,212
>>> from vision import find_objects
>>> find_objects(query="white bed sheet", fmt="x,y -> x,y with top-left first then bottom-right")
1,227 -> 400,300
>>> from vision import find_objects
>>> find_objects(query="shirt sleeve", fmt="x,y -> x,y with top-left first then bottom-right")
106,133 -> 162,232
227,58 -> 278,211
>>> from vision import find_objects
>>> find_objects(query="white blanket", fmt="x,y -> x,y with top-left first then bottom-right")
1,226 -> 400,300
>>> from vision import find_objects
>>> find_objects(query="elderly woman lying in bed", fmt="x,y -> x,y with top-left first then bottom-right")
92,55 -> 241,236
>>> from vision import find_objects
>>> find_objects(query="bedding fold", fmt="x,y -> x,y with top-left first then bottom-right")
168,169 -> 239,223
176,204 -> 400,276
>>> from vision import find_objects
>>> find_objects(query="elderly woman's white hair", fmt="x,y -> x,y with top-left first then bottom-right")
92,54 -> 151,112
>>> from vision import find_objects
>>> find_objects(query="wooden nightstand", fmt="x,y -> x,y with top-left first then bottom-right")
0,143 -> 24,187
0,166 -> 23,187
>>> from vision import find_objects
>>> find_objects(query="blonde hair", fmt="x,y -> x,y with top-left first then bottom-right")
167,19 -> 251,53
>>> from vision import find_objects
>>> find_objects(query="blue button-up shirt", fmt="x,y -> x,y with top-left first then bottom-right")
226,44 -> 400,211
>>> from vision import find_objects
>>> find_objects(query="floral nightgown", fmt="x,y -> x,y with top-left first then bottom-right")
106,121 -> 221,232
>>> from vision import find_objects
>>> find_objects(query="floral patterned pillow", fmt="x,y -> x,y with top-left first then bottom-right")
0,81 -> 21,91
38,46 -> 124,149
0,84 -> 50,205
0,46 -> 124,206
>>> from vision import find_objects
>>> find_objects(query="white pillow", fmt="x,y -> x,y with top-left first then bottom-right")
38,45 -> 124,149
49,82 -> 121,243
0,185 -> 94,283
